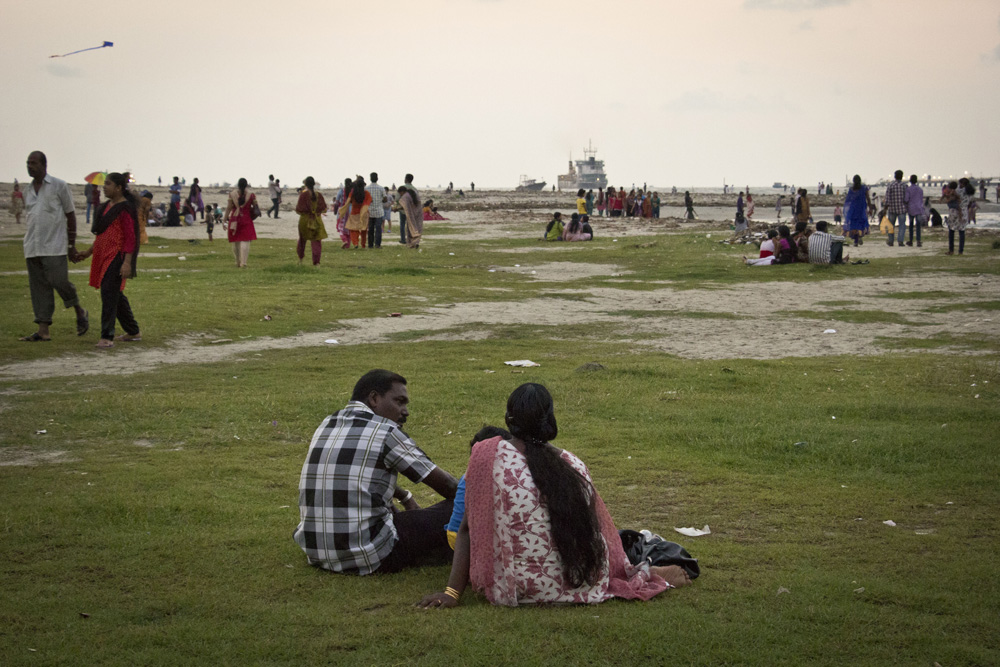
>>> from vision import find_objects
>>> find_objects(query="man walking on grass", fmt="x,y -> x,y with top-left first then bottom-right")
885,170 -> 907,247
267,174 -> 281,218
398,173 -> 416,244
903,174 -> 925,247
294,369 -> 458,574
20,151 -> 88,342
366,173 -> 386,249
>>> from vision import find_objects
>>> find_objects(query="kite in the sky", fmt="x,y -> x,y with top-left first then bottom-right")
49,41 -> 114,59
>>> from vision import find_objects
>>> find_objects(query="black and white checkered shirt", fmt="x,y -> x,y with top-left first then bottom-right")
293,401 -> 436,574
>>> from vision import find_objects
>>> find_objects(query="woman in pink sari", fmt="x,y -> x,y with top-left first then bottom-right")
419,383 -> 687,609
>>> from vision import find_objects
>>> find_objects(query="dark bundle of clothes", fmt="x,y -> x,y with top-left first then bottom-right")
619,529 -> 700,580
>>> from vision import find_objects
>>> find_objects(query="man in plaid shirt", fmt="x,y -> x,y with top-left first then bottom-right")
294,369 -> 458,574
365,173 -> 386,249
884,170 -> 908,247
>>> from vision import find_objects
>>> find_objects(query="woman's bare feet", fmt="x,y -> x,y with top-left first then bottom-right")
650,565 -> 692,588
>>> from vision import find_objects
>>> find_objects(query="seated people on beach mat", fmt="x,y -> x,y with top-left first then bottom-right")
293,369 -> 458,575
419,383 -> 689,609
807,220 -> 848,265
445,425 -> 512,549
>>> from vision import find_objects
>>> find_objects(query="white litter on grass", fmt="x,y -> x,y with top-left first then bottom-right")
488,269 -> 496,273
324,339 -> 339,345
883,520 -> 896,527
823,329 -> 837,334
673,525 -> 711,537
504,360 -> 540,367
35,430 -> 47,435
854,587 -> 865,594
914,529 -> 935,535
484,370 -> 495,374
449,252 -> 455,256
178,256 -> 186,261
776,587 -> 790,596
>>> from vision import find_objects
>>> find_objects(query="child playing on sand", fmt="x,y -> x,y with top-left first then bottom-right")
206,203 -> 218,241
445,426 -> 511,549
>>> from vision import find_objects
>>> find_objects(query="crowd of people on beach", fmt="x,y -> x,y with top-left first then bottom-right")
13,150 -> 440,344
739,170 -> 984,263
14,146 -> 993,349
589,186 -> 662,219
294,370 -> 697,608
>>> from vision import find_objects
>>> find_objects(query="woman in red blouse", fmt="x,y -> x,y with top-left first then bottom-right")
77,172 -> 141,349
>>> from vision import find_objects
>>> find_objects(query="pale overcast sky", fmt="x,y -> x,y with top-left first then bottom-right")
2,0 -> 999,190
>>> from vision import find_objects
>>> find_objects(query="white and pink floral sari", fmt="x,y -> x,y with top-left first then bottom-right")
466,437 -> 668,607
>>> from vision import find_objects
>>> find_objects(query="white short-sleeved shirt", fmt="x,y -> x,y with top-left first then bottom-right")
23,174 -> 75,258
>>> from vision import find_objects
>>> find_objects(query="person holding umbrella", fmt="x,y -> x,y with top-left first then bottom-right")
74,172 -> 140,348
84,171 -> 106,225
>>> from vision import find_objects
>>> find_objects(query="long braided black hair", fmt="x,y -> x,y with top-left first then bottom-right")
504,383 -> 605,588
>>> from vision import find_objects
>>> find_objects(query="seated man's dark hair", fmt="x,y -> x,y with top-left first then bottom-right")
815,220 -> 828,232
352,369 -> 407,402
470,425 -> 511,450
795,220 -> 807,233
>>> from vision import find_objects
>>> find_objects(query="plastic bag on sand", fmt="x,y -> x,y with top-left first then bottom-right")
673,525 -> 711,537
504,360 -> 540,367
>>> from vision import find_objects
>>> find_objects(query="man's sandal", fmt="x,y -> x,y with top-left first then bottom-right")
76,310 -> 89,336
19,332 -> 51,342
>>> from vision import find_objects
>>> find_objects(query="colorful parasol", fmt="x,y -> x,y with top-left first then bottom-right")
84,172 -> 107,185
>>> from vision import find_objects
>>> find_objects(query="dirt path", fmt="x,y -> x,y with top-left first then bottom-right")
1,270 -> 995,381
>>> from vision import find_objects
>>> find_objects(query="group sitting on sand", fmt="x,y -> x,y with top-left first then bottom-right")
542,212 -> 593,242
743,220 -> 849,266
293,370 -> 695,608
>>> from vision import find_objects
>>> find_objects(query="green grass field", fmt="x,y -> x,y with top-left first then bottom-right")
1,226 -> 998,666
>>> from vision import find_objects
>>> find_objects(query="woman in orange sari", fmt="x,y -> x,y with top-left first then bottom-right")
76,172 -> 141,349
338,178 -> 372,249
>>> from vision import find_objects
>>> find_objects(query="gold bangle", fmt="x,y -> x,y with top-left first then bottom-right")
443,587 -> 460,601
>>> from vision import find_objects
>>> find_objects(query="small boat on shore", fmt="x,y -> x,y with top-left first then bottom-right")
516,175 -> 547,191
